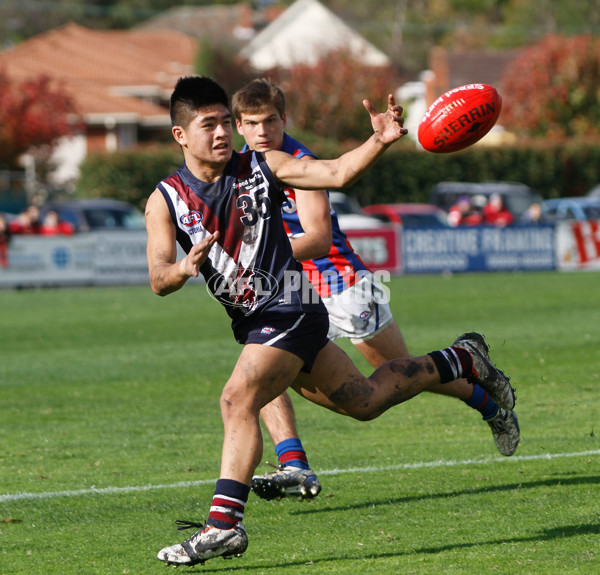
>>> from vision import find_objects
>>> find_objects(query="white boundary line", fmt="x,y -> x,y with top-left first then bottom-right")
1,449 -> 598,504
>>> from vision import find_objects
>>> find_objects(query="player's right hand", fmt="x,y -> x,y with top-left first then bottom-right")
184,232 -> 220,276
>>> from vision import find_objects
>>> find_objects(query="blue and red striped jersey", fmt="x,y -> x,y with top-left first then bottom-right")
243,133 -> 370,297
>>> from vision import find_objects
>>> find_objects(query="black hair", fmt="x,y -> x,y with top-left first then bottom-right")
170,76 -> 229,128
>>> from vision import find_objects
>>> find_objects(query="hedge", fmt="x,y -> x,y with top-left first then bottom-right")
76,145 -> 183,211
344,139 -> 600,207
75,138 -> 600,210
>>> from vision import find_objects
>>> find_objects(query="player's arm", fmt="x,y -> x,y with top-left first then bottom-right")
266,95 -> 407,190
289,158 -> 332,261
145,189 -> 218,296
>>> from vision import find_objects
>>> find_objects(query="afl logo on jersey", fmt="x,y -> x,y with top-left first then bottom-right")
180,211 -> 203,227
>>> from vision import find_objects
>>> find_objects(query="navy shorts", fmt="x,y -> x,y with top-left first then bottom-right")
243,311 -> 329,373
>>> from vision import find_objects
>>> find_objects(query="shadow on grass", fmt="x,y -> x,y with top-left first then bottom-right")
199,522 -> 600,572
287,474 -> 600,516
192,476 -> 600,571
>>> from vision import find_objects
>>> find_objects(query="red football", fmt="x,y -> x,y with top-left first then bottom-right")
418,84 -> 502,153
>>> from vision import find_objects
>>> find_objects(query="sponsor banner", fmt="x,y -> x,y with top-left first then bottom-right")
0,231 -> 149,288
93,231 -> 150,284
6,222 -> 598,288
344,227 -> 401,274
555,220 -> 600,271
401,225 -> 555,274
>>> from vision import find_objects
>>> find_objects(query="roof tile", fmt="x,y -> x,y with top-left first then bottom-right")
0,23 -> 197,120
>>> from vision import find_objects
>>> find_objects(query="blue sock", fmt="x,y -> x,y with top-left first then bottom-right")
275,437 -> 310,470
465,384 -> 499,420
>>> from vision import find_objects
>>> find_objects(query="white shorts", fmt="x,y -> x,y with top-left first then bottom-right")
322,272 -> 394,344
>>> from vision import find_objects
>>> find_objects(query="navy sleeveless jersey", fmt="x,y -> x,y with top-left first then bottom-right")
157,150 -> 326,338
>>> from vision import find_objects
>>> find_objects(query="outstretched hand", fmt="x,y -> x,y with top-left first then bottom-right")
183,231 -> 220,277
363,94 -> 408,146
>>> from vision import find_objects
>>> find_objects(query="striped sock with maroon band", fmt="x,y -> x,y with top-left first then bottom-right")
207,479 -> 250,530
275,437 -> 310,470
428,346 -> 474,383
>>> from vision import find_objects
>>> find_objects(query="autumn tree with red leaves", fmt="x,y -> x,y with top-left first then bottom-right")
501,35 -> 600,139
269,49 -> 402,145
0,71 -> 79,169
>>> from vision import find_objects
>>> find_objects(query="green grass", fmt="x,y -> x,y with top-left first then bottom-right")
1,271 -> 599,574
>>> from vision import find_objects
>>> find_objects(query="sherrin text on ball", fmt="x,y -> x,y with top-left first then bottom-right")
418,83 -> 502,153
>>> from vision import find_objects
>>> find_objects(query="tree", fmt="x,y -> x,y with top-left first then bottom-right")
500,34 -> 600,139
194,39 -> 255,98
269,49 -> 403,145
0,71 -> 79,169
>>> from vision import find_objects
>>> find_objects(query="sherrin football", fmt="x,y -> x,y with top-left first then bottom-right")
418,84 -> 502,153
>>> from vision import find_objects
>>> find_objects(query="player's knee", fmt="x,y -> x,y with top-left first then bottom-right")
220,385 -> 263,423
348,408 -> 378,422
220,389 -> 247,418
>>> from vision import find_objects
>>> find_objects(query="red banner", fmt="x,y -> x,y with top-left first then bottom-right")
344,226 -> 401,274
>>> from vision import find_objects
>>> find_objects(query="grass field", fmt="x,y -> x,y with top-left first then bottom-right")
1,271 -> 599,574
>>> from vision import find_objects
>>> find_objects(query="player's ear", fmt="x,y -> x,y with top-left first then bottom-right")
172,125 -> 185,145
235,119 -> 244,135
282,113 -> 287,129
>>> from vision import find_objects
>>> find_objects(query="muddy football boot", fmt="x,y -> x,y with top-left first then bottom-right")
453,332 -> 516,410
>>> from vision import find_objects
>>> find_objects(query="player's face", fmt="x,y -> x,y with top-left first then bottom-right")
173,104 -> 233,166
236,106 -> 285,152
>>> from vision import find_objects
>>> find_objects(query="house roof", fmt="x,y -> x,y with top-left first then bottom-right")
134,3 -> 263,45
426,46 -> 519,106
0,23 -> 197,124
240,0 -> 390,70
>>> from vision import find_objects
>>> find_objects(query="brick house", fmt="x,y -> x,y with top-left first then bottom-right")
398,46 -> 520,146
0,23 -> 198,187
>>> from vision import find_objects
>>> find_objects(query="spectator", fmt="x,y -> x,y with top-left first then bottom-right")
0,214 -> 10,267
482,194 -> 514,227
9,205 -> 42,234
448,195 -> 483,227
41,210 -> 75,235
521,202 -> 544,224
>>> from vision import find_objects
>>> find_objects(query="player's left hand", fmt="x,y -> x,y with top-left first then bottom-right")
363,94 -> 408,145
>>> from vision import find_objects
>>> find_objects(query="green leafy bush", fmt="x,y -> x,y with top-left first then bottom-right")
76,146 -> 182,210
76,138 -> 600,210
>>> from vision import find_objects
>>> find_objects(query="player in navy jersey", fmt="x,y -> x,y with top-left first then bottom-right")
231,78 -> 520,501
147,75 -> 516,567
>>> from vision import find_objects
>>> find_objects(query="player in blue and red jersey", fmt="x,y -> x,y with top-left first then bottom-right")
232,78 -> 520,501
147,76 -> 516,567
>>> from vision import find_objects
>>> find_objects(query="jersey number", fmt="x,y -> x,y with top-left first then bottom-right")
281,188 -> 297,214
237,190 -> 271,226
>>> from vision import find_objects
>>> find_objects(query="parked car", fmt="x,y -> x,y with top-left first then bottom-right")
363,203 -> 449,227
39,199 -> 146,232
542,197 -> 600,221
430,181 -> 543,219
1,211 -> 16,225
328,191 -> 384,230
587,184 -> 600,198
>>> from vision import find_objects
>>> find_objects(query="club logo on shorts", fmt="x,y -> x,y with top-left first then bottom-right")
360,311 -> 371,321
180,211 -> 203,227
261,326 -> 276,334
